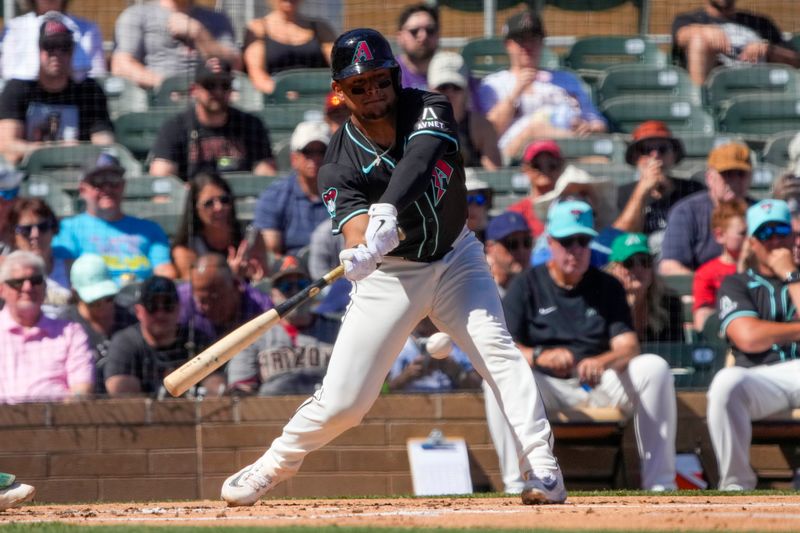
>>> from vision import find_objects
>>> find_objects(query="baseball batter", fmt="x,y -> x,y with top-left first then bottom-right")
221,28 -> 565,506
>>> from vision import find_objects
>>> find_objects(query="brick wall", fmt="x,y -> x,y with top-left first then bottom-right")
0,392 -> 793,503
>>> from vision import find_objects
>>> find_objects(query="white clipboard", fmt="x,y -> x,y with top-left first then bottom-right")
406,432 -> 473,496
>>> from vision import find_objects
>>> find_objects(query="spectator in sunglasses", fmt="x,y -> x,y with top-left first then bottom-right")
0,169 -> 25,257
692,200 -> 747,332
0,12 -> 114,165
242,0 -> 336,96
428,52 -> 501,170
61,254 -> 136,395
150,57 -> 276,180
479,10 -> 607,160
492,200 -> 677,492
9,198 -> 70,318
485,211 -> 532,296
508,140 -> 564,238
395,4 -> 440,91
615,121 -> 705,257
227,264 -> 339,396
661,142 -> 754,276
711,199 -> 800,490
104,275 -> 211,397
172,171 -> 266,281
0,250 -> 94,404
606,233 -> 683,343
53,151 -> 177,284
254,121 -> 332,268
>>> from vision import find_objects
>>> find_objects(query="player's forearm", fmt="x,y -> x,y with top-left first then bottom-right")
727,316 -> 800,353
378,134 -> 448,211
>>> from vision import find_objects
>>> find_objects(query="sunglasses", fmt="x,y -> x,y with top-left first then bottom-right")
637,142 -> 673,156
201,80 -> 233,92
467,192 -> 488,206
622,254 -> 653,269
87,176 -> 124,189
556,235 -> 592,249
275,278 -> 311,295
754,223 -> 792,242
143,298 -> 178,314
500,236 -> 533,251
300,147 -> 327,158
350,78 -> 393,95
15,221 -> 55,237
0,187 -> 19,201
405,25 -> 438,38
5,274 -> 45,291
200,194 -> 232,210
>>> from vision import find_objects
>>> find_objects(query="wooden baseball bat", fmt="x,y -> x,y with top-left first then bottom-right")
163,264 -> 345,397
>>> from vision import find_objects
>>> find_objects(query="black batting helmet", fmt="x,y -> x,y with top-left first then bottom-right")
330,28 -> 399,82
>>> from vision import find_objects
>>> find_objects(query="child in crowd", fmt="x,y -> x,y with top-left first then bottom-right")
692,200 -> 748,331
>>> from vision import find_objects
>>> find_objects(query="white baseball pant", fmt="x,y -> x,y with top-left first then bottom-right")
485,353 -> 677,490
258,228 -> 559,482
707,359 -> 800,490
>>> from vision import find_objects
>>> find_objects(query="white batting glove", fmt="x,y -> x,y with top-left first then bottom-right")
339,244 -> 379,281
366,203 -> 399,258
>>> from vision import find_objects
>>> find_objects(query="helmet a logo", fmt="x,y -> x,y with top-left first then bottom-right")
431,160 -> 453,205
352,41 -> 374,64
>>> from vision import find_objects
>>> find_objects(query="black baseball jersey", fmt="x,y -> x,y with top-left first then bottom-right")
718,269 -> 798,367
503,265 -> 634,364
317,88 -> 467,262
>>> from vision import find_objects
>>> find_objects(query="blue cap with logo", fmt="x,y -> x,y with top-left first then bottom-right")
546,200 -> 598,239
746,199 -> 791,236
486,211 -> 530,242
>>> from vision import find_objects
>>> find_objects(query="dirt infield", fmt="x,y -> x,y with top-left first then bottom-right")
2,495 -> 800,531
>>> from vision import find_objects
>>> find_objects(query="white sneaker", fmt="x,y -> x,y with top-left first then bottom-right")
520,468 -> 567,505
0,483 -> 35,511
221,461 -> 276,507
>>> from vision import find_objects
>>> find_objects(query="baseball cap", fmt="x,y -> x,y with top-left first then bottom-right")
609,233 -> 650,263
428,51 -> 468,90
625,120 -> 685,165
503,9 -> 545,41
70,254 -> 119,304
195,56 -> 233,85
486,211 -> 530,242
290,120 -> 331,152
546,200 -> 598,239
522,140 -> 561,165
708,142 -> 752,173
137,275 -> 178,307
746,199 -> 791,236
39,11 -> 74,50
82,150 -> 125,184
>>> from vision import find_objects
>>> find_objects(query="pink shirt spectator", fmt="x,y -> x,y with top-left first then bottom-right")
0,307 -> 94,404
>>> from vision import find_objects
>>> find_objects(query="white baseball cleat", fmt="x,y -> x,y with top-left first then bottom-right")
221,461 -> 276,507
0,483 -> 35,511
520,468 -> 567,505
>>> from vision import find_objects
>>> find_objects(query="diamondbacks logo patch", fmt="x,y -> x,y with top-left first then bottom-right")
431,160 -> 453,205
322,187 -> 338,218
352,41 -> 373,64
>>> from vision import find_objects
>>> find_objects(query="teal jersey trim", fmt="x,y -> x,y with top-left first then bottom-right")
333,208 -> 368,235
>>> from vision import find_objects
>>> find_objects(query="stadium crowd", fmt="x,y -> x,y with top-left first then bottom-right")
1,0 -> 800,498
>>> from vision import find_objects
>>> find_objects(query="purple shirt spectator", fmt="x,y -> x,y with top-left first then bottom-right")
0,307 -> 94,404
177,281 -> 272,341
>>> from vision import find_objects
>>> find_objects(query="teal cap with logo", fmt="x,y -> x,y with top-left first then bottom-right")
546,200 -> 598,239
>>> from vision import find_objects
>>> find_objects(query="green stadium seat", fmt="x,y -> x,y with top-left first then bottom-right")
123,175 -> 186,202
20,176 -> 77,217
268,68 -> 332,105
223,172 -> 279,201
600,96 -> 715,135
660,274 -> 693,298
460,37 -> 560,77
436,0 -> 525,12
230,73 -> 265,112
100,76 -> 149,119
113,110 -> 175,161
19,143 -> 142,180
573,162 -> 636,185
761,131 -> 796,168
563,36 -> 667,74
470,168 -> 529,195
704,64 -> 800,111
554,136 -> 627,164
260,103 -> 324,143
596,64 -> 700,105
641,341 -> 724,390
545,0 -> 636,9
750,163 -> 782,190
149,74 -> 193,108
717,95 -> 800,136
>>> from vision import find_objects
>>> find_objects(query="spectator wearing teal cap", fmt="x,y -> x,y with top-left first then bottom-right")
711,198 -> 800,490
493,201 -> 678,492
606,232 -> 683,344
